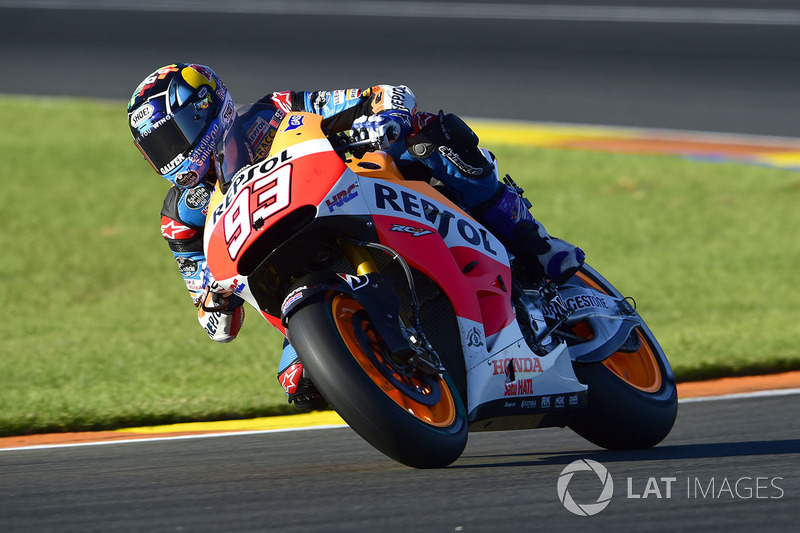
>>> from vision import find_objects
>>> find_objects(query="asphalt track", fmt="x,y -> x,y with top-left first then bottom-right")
1,391 -> 799,532
1,1 -> 799,531
2,0 -> 800,136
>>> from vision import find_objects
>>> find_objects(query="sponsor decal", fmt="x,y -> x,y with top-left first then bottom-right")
129,104 -> 154,128
141,112 -> 174,140
465,326 -> 484,348
372,182 -> 499,257
490,356 -> 543,376
160,217 -> 196,240
269,109 -> 286,128
542,396 -> 551,408
212,149 -> 293,224
247,116 -> 269,147
438,146 -> 484,176
332,89 -> 345,106
281,287 -> 306,316
521,399 -> 537,408
542,293 -> 611,316
184,186 -> 210,210
160,153 -> 186,175
412,111 -> 437,133
389,86 -> 412,112
190,123 -> 219,166
326,184 -> 358,212
194,91 -> 211,111
312,90 -> 330,110
254,127 -> 278,160
346,88 -> 362,100
175,169 -> 197,187
185,279 -> 204,301
370,85 -> 415,113
279,363 -> 303,395
176,256 -> 199,276
203,311 -> 221,337
504,378 -> 533,397
284,115 -> 304,131
271,91 -> 293,113
222,99 -> 236,123
185,65 -> 216,90
219,161 -> 293,259
390,224 -> 433,237
370,89 -> 384,110
337,273 -> 370,290
227,278 -> 246,294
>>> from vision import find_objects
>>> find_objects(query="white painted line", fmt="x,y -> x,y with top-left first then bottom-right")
679,388 -> 800,404
2,388 -> 799,452
2,0 -> 800,26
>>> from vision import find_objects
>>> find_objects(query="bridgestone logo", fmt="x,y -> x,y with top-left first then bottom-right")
557,459 -> 614,516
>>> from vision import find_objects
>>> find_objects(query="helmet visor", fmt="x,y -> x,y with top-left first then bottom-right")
135,101 -> 215,174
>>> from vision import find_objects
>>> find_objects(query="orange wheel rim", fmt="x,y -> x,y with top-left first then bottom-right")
575,272 -> 663,393
331,294 -> 457,427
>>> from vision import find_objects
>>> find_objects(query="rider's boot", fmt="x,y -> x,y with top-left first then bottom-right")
277,340 -> 328,411
475,179 -> 586,284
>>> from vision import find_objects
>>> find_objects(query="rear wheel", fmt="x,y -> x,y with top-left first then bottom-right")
287,292 -> 468,468
566,265 -> 677,449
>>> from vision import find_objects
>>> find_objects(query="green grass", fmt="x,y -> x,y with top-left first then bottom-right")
1,96 -> 798,436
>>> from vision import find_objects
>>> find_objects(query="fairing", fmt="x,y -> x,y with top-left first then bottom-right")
203,112 -> 587,427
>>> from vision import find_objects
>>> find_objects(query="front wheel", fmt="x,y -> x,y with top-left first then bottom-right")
566,265 -> 678,449
287,292 -> 468,468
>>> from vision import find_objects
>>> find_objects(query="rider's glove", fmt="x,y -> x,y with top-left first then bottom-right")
352,110 -> 411,150
197,289 -> 245,343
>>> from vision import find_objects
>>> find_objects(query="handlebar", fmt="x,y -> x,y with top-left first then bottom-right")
333,138 -> 380,155
329,131 -> 384,159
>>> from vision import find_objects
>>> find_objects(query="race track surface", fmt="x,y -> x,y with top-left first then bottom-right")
1,0 -> 800,136
1,393 -> 798,532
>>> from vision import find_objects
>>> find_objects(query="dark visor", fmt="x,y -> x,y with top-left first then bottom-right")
135,103 -> 214,173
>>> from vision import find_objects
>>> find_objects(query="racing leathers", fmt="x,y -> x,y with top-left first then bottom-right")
160,84 -> 584,410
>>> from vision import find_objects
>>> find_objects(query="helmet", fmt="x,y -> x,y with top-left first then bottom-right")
127,63 -> 236,188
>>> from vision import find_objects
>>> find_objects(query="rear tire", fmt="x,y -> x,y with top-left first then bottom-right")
566,265 -> 678,449
287,292 -> 468,468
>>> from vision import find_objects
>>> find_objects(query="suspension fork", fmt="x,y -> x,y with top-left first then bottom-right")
339,238 -> 445,374
340,240 -> 379,275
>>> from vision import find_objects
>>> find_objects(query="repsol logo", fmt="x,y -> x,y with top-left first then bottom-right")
373,183 -> 497,256
212,149 -> 293,223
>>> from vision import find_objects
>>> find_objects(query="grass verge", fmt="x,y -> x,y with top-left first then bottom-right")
1,96 -> 798,436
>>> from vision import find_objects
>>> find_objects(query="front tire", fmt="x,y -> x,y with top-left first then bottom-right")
566,266 -> 678,449
287,292 -> 468,468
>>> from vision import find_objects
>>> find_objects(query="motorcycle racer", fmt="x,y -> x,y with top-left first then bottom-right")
127,63 -> 584,411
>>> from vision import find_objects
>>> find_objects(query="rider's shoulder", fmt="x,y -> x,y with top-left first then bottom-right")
162,184 -> 213,228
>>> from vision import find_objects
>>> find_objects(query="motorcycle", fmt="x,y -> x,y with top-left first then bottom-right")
203,110 -> 678,468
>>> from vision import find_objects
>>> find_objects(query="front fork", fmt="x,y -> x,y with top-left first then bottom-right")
340,240 -> 379,276
339,239 -> 444,375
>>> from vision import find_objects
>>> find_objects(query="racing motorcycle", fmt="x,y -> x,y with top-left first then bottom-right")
203,110 -> 678,468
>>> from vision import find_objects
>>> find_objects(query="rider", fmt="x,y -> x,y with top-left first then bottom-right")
127,63 -> 584,411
